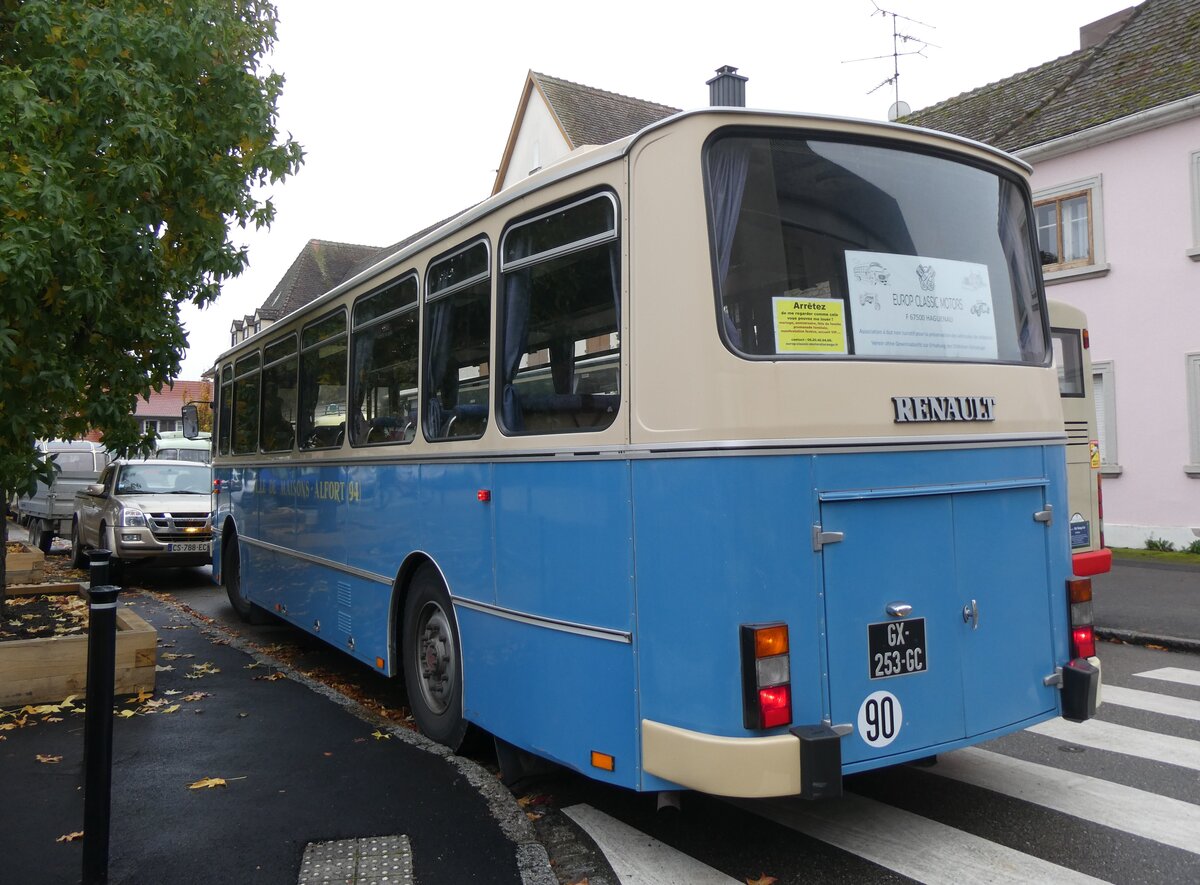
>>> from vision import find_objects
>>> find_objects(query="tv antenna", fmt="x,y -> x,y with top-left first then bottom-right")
842,2 -> 938,119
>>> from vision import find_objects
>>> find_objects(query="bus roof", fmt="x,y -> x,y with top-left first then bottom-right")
212,108 -> 1031,369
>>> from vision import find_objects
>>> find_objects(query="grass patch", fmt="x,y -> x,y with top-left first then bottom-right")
1109,546 -> 1200,566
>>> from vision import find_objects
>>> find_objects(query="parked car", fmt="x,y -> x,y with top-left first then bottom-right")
16,439 -> 110,552
153,430 -> 212,464
72,459 -> 213,575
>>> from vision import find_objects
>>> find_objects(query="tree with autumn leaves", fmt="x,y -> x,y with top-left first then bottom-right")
0,0 -> 302,607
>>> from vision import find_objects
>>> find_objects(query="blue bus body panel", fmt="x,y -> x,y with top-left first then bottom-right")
219,442 -> 1071,791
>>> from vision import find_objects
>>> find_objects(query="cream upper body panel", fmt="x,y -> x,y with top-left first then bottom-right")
627,111 -> 1061,449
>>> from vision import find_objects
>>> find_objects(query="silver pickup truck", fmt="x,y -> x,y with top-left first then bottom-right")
71,459 -> 213,575
16,440 -> 109,552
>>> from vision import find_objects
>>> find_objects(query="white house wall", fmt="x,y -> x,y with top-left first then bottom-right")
1028,116 -> 1200,547
499,92 -> 572,192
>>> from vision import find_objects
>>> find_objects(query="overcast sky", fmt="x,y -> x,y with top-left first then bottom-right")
177,0 -> 1138,379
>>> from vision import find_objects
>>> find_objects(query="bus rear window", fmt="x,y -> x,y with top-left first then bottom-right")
706,133 -> 1047,365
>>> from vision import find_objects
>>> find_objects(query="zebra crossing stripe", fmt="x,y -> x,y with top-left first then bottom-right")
1101,684 -> 1200,722
1134,667 -> 1200,688
732,792 -> 1103,884
563,804 -> 740,885
931,747 -> 1200,855
1026,717 -> 1200,771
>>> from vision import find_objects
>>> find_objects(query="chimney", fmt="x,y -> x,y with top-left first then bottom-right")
1080,7 -> 1135,50
707,65 -> 748,107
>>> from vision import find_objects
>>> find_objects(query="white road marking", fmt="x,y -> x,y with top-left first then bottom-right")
931,747 -> 1200,855
1101,684 -> 1200,721
1134,667 -> 1200,688
1027,718 -> 1200,771
731,791 -> 1104,884
563,804 -> 739,885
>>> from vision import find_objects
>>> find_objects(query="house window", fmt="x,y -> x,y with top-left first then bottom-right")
1187,352 -> 1200,476
1092,360 -> 1121,475
1033,176 -> 1107,282
143,419 -> 158,435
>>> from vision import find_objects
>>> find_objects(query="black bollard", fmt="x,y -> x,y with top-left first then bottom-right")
82,550 -> 120,885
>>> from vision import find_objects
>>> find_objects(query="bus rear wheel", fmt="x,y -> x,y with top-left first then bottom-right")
402,564 -> 468,751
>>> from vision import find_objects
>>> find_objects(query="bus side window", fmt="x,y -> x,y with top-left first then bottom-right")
261,334 -> 299,452
351,274 -> 420,446
217,365 -> 233,456
498,192 -> 621,435
232,353 -> 261,455
423,241 -> 491,441
299,311 -> 348,450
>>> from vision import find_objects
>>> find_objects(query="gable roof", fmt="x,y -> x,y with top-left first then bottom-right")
493,71 -> 680,193
901,0 -> 1200,152
256,239 -> 384,321
135,380 -> 213,418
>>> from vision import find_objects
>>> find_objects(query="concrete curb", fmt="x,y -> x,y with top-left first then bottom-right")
1096,627 -> 1200,655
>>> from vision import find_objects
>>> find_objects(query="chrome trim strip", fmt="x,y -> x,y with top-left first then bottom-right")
819,477 -> 1047,502
452,597 -> 632,644
240,535 -> 393,586
212,432 -> 1067,469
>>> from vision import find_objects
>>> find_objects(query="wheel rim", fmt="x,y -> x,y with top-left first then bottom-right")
414,600 -> 456,715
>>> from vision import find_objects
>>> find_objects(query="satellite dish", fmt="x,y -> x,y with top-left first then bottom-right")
888,100 -> 911,121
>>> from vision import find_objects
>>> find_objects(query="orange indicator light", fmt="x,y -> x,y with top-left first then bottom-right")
375,657 -> 386,670
754,625 -> 789,658
1067,578 -> 1092,604
590,751 -> 615,772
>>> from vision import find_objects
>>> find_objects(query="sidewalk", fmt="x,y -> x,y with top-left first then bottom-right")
0,582 -> 553,884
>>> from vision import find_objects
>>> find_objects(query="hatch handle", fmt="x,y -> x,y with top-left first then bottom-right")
886,602 -> 913,618
812,524 -> 845,552
1034,504 -> 1053,525
962,598 -> 980,630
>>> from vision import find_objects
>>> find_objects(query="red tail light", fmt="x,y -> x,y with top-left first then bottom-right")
741,623 -> 792,730
1072,625 -> 1096,659
758,685 -> 792,729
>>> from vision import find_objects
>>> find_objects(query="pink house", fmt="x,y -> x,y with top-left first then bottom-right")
905,0 -> 1200,548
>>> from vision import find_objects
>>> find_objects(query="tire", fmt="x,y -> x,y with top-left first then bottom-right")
222,535 -> 268,624
70,519 -> 87,569
402,564 -> 468,750
28,518 -> 52,553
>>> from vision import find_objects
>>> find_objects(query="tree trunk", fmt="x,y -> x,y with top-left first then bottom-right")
1,488 -> 9,618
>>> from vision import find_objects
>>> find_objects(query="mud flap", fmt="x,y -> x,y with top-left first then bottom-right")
791,724 -> 843,799
1061,657 -> 1100,722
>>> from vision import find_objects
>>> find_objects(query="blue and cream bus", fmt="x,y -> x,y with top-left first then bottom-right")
188,108 -> 1099,799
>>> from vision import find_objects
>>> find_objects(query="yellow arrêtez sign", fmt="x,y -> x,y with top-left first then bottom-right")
773,297 -> 847,354
1090,441 -> 1101,469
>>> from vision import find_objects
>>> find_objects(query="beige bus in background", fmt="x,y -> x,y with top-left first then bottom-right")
1049,300 -> 1111,576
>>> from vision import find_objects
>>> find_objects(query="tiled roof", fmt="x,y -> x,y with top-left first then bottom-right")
135,380 -> 214,418
257,239 -> 384,320
901,0 -> 1200,152
531,72 -> 680,148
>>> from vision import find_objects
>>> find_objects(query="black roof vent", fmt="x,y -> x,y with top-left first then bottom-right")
707,65 -> 747,108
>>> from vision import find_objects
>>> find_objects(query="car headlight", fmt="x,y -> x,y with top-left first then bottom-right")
120,508 -> 147,527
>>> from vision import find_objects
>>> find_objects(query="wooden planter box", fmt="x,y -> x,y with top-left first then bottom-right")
0,582 -> 157,707
5,542 -> 45,586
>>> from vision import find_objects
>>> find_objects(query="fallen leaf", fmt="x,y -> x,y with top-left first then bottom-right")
163,690 -> 183,696
253,672 -> 286,681
117,710 -> 135,719
182,692 -> 210,702
56,832 -> 84,843
160,705 -> 181,714
323,752 -> 333,757
156,665 -> 175,673
126,690 -> 153,705
36,754 -> 63,764
188,777 -> 227,789
370,729 -> 391,740
41,716 -> 63,723
244,662 -> 262,669
746,876 -> 778,885
162,652 -> 194,661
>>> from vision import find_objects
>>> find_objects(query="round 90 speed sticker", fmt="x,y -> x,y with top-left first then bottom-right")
857,690 -> 903,748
